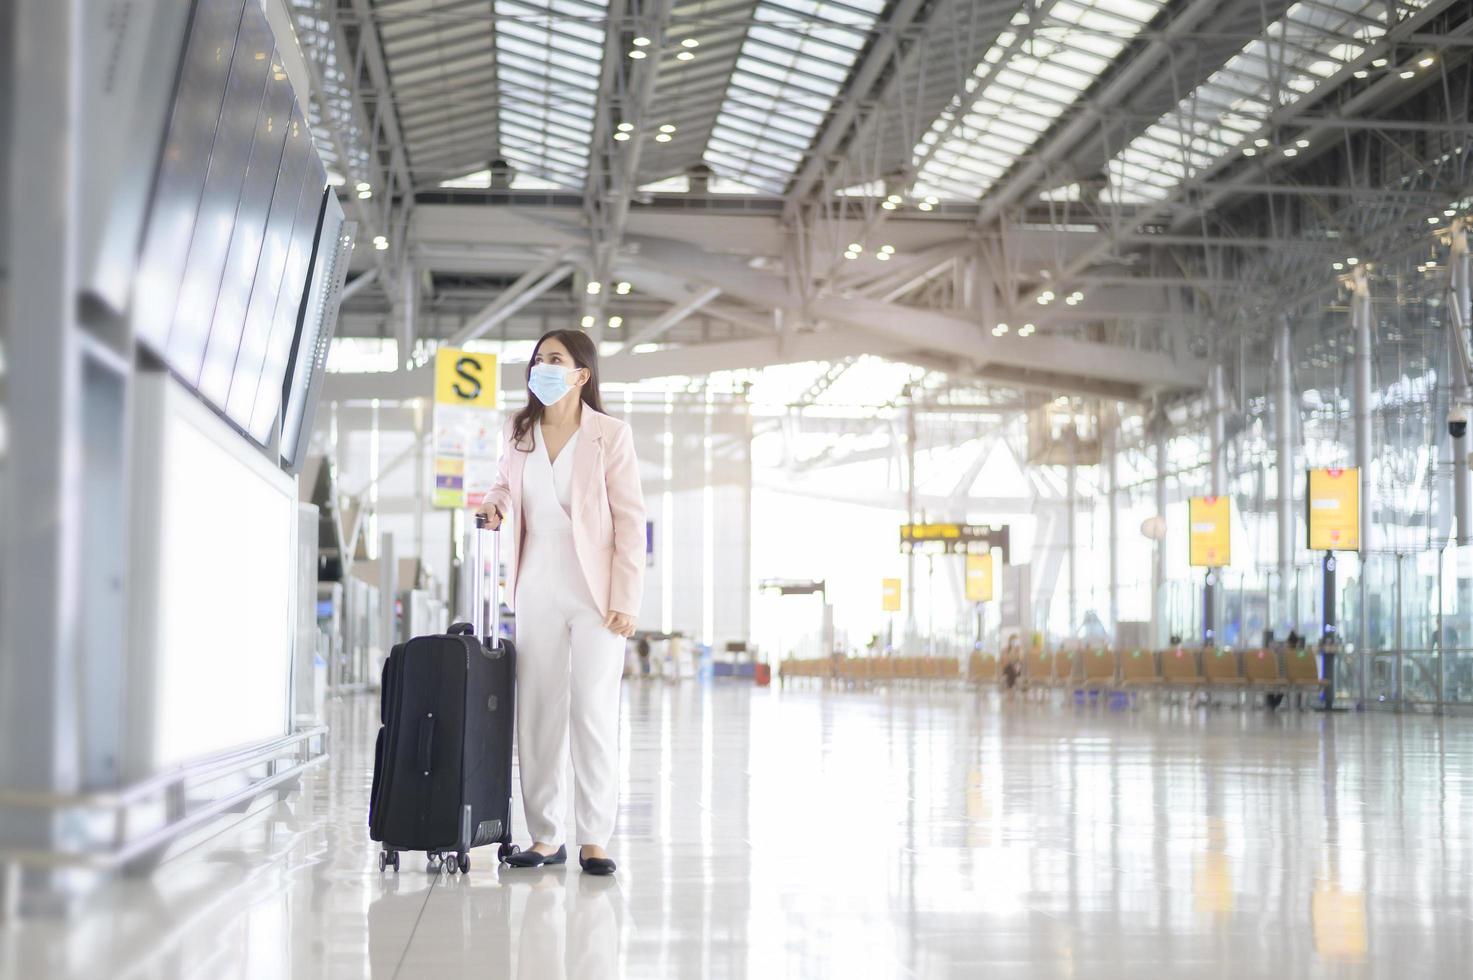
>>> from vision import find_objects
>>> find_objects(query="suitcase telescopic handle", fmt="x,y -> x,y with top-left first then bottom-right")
469,512 -> 501,648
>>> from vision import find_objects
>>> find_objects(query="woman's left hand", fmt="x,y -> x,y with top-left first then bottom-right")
604,610 -> 636,638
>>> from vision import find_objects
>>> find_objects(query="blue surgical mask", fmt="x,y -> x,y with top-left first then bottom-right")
528,363 -> 578,406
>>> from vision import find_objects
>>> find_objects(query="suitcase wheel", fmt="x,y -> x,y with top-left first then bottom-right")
458,852 -> 471,874
378,849 -> 399,873
498,843 -> 520,863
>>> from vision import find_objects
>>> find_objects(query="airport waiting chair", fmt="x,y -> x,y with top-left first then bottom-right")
969,652 -> 999,685
1119,649 -> 1163,689
1284,648 -> 1328,697
1160,646 -> 1206,692
1080,648 -> 1117,689
1244,649 -> 1286,691
871,657 -> 895,683
1203,648 -> 1247,693
1025,650 -> 1056,690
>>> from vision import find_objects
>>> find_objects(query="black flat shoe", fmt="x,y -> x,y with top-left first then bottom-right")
505,845 -> 566,868
578,850 -> 616,876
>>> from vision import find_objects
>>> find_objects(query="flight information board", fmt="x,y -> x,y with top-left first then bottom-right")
1188,496 -> 1231,567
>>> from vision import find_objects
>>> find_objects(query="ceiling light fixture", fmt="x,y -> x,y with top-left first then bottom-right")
676,51 -> 694,61
1429,215 -> 1441,224
1347,257 -> 1359,265
629,49 -> 647,59
1333,262 -> 1344,270
617,122 -> 633,132
356,181 -> 371,192
1420,56 -> 1435,68
616,281 -> 632,295
881,201 -> 897,210
1400,69 -> 1415,79
654,133 -> 671,143
580,315 -> 595,328
613,132 -> 631,141
1254,138 -> 1269,148
632,36 -> 651,46
608,316 -> 623,329
848,243 -> 862,252
918,202 -> 934,211
659,124 -> 676,133
875,251 -> 891,261
1296,139 -> 1310,148
587,281 -> 602,294
1283,148 -> 1298,157
1353,69 -> 1369,79
1243,147 -> 1257,157
1445,209 -> 1457,217
682,38 -> 699,48
880,245 -> 895,254
357,189 -> 372,199
1372,58 -> 1388,67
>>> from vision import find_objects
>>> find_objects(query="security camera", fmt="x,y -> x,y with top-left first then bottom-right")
1452,404 -> 1469,439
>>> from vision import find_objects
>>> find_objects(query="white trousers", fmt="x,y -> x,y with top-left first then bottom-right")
515,530 -> 624,847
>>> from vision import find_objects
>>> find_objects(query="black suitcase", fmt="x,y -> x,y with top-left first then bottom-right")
369,521 -> 519,873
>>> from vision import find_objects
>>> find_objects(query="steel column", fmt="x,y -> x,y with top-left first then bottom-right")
1067,430 -> 1078,636
1106,407 -> 1120,639
1275,318 -> 1296,633
905,397 -> 918,646
1451,222 -> 1472,544
1352,268 -> 1373,554
1152,419 -> 1168,647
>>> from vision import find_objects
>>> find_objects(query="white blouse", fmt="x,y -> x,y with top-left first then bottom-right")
521,426 -> 579,532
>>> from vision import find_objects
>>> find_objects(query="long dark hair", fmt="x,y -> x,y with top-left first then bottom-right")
511,329 -> 606,451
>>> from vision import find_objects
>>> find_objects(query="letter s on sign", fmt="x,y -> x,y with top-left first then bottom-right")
452,356 -> 482,400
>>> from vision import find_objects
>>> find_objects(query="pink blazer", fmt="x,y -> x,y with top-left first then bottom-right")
478,408 -> 646,620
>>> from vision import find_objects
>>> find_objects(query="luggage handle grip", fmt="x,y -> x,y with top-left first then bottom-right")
416,714 -> 435,774
467,512 -> 502,648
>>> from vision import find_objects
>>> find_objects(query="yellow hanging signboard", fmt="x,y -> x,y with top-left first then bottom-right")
965,553 -> 994,603
1188,496 -> 1231,567
881,578 -> 902,612
434,348 -> 499,408
1307,467 -> 1360,551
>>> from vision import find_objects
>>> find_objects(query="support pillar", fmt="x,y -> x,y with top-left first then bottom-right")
1066,424 -> 1078,638
1208,363 -> 1227,640
1106,406 -> 1120,642
1451,222 -> 1472,545
1275,317 -> 1296,633
1352,268 -> 1374,554
1151,416 -> 1169,647
905,394 -> 918,646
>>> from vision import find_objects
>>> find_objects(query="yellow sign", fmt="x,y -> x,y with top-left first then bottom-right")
434,348 -> 499,408
1188,496 -> 1231,567
965,554 -> 993,603
881,578 -> 902,612
1308,467 -> 1360,551
901,523 -> 962,541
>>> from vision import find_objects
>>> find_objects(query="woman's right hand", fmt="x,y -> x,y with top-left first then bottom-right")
476,508 -> 502,530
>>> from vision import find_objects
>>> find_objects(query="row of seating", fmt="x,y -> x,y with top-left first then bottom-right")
780,648 -> 1329,695
780,656 -> 963,685
967,647 -> 1328,693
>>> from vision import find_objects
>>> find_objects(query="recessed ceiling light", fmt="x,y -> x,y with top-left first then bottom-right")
586,281 -> 602,294
356,181 -> 371,192
880,245 -> 895,254
1445,209 -> 1456,217
654,133 -> 671,142
633,36 -> 651,46
1401,70 -> 1415,79
1243,147 -> 1257,156
886,194 -> 902,204
1420,56 -> 1435,68
613,131 -> 630,141
1283,148 -> 1298,157
1372,58 -> 1388,68
581,315 -> 595,328
629,49 -> 647,59
1347,257 -> 1359,265
1254,138 -> 1269,148
681,38 -> 699,48
918,202 -> 934,211
1296,139 -> 1310,148
843,251 -> 858,260
608,316 -> 623,329
676,51 -> 694,61
848,243 -> 862,251
1333,262 -> 1344,270
616,281 -> 632,294
875,252 -> 891,261
659,124 -> 676,133
617,122 -> 633,132
881,201 -> 896,210
1429,215 -> 1441,223
1353,69 -> 1369,79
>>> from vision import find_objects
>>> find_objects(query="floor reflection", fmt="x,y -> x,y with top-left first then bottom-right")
4,686 -> 1473,978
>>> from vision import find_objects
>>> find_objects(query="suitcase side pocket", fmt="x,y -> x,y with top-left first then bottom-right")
369,727 -> 386,834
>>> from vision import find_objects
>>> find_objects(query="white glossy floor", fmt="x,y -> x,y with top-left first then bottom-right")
5,683 -> 1473,978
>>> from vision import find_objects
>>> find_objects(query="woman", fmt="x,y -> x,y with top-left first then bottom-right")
476,330 -> 645,876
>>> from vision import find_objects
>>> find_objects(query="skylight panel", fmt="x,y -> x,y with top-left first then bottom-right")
702,0 -> 885,194
912,0 -> 1169,202
1107,0 -> 1431,204
493,0 -> 608,189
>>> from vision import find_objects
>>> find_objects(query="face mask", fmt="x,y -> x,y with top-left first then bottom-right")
528,363 -> 579,406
